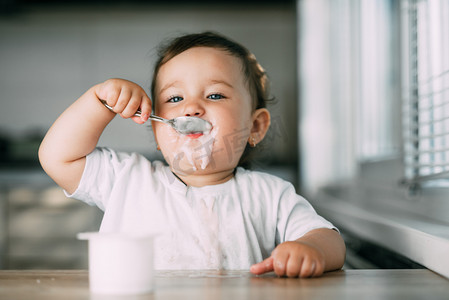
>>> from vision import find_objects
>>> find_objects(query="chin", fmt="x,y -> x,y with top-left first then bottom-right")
171,163 -> 212,177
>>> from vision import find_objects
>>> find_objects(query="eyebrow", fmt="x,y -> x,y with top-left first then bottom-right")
158,81 -> 180,95
159,79 -> 234,95
209,79 -> 234,89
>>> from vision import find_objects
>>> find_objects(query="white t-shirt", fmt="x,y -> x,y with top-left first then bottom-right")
69,147 -> 336,270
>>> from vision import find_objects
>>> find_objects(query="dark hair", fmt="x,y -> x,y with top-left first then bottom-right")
150,31 -> 273,167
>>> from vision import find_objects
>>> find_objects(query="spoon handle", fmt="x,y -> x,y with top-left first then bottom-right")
99,100 -> 167,124
147,115 -> 167,124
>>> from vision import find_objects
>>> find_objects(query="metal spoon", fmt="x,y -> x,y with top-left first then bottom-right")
100,100 -> 212,134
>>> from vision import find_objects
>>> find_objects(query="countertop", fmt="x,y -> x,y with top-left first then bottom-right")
0,269 -> 448,300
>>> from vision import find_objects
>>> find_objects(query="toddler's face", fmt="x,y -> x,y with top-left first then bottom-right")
153,47 -> 254,178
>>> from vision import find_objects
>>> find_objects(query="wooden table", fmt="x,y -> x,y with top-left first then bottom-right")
0,269 -> 448,300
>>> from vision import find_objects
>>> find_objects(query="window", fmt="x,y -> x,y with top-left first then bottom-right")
298,0 -> 401,192
402,0 -> 449,187
298,0 -> 449,277
299,0 -> 449,192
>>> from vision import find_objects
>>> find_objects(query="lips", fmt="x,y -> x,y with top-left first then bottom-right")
186,132 -> 204,139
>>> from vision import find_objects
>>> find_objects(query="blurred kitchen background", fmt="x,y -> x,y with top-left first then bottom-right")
1,0 -> 448,278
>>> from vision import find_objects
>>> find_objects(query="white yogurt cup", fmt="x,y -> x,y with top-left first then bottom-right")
78,232 -> 155,295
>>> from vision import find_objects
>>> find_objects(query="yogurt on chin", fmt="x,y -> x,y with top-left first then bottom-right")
172,122 -> 217,174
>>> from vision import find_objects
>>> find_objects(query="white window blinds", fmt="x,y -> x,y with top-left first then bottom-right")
402,0 -> 449,185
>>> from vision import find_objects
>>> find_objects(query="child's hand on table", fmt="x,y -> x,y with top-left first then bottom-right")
250,228 -> 345,278
95,78 -> 152,124
250,240 -> 325,278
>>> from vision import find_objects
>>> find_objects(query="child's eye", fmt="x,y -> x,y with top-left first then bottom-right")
168,96 -> 183,103
207,93 -> 225,100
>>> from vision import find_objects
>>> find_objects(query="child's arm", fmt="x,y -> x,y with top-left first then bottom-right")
38,79 -> 151,194
250,228 -> 346,278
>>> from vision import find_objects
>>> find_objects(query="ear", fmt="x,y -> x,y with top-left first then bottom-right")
248,108 -> 271,147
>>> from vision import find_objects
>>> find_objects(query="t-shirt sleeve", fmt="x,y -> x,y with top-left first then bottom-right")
276,182 -> 338,243
64,147 -> 125,211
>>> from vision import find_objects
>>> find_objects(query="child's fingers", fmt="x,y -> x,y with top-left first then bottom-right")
272,251 -> 289,277
299,258 -> 324,278
131,115 -> 146,125
285,255 -> 303,278
297,257 -> 314,278
121,91 -> 143,119
139,95 -> 152,122
97,79 -> 120,107
130,95 -> 151,124
250,256 -> 274,275
115,88 -> 134,116
311,259 -> 325,277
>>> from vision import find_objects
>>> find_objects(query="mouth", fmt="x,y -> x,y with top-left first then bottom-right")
185,132 -> 204,139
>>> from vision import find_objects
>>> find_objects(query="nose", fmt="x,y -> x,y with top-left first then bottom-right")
183,99 -> 205,117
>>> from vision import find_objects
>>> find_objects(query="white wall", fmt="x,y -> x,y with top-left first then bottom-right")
0,4 -> 297,164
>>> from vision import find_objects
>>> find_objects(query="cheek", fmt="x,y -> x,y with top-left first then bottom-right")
154,124 -> 178,148
215,113 -> 252,139
154,103 -> 176,120
212,115 -> 252,159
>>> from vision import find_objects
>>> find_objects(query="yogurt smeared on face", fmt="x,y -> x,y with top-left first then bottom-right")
177,124 -> 217,172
